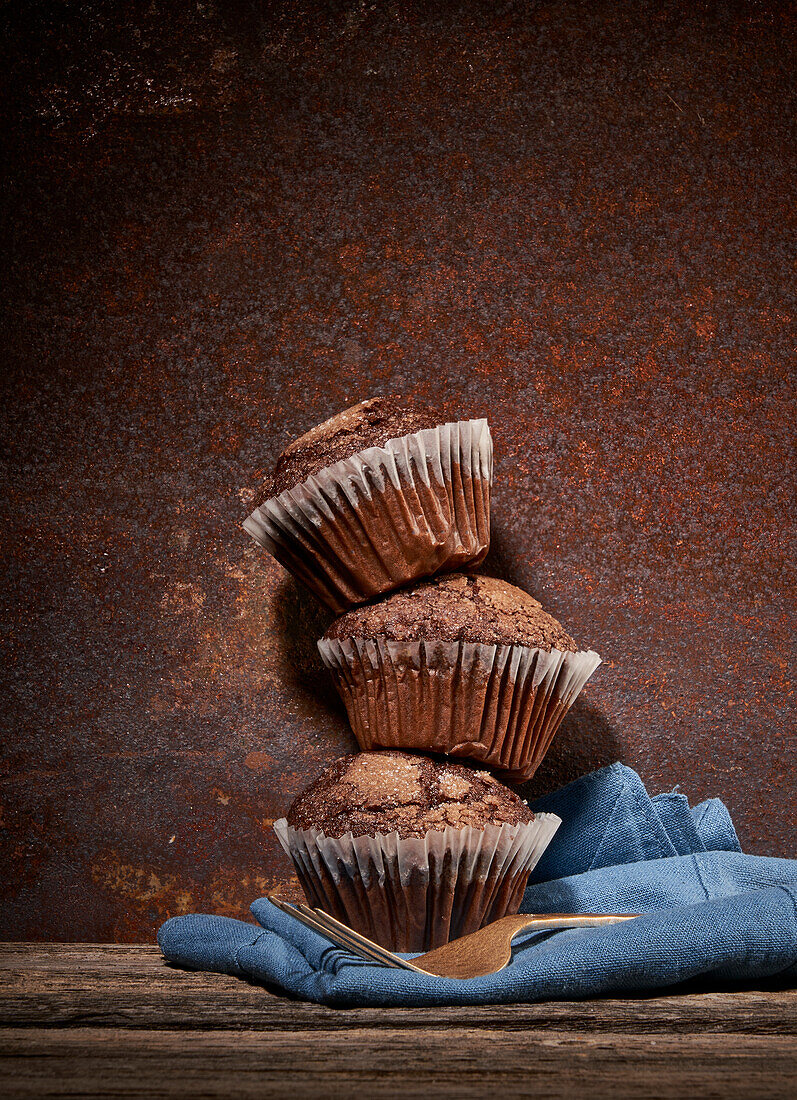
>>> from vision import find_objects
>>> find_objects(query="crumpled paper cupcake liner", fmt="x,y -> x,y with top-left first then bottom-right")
273,813 -> 561,952
317,637 -> 601,782
243,419 -> 492,612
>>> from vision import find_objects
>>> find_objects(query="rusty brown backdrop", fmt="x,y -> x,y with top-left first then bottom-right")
2,1 -> 795,941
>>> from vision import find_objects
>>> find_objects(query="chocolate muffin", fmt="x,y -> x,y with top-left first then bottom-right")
325,572 -> 579,650
243,397 -> 493,613
318,574 -> 601,782
273,751 -> 561,951
286,750 -> 535,838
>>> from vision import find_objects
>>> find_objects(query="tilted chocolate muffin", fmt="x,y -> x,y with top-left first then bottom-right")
260,397 -> 439,503
243,396 -> 493,613
318,574 -> 601,782
273,751 -> 560,952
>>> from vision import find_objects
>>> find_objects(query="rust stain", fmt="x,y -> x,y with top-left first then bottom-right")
244,752 -> 276,772
90,851 -> 302,935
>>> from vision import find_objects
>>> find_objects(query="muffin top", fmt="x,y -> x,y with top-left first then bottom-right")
324,573 -> 579,652
286,751 -> 534,839
259,396 -> 444,502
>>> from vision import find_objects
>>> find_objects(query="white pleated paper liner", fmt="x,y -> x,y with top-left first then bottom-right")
243,419 -> 493,613
273,813 -> 561,953
317,637 -> 602,783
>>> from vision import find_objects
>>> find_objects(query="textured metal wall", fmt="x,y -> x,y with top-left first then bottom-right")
2,0 -> 795,941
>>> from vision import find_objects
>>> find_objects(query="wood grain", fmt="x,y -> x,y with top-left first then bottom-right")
3,1026 -> 797,1100
2,945 -> 795,1098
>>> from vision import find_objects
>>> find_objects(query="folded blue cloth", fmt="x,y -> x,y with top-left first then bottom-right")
158,763 -> 797,1006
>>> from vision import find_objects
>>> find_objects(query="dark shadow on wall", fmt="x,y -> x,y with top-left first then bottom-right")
272,575 -> 350,729
519,697 -> 625,801
479,526 -> 528,588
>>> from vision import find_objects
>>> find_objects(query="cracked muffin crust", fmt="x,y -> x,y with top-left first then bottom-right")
324,573 -> 578,652
286,751 -> 534,840
258,396 -> 443,502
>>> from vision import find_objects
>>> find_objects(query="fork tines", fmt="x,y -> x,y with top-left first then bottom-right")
267,895 -> 421,971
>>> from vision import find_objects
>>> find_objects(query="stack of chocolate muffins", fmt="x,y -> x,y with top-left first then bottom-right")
245,397 -> 600,951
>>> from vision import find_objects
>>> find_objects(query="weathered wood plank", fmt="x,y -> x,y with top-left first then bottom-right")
2,944 -> 795,1034
3,946 -> 795,1098
1,1026 -> 795,1100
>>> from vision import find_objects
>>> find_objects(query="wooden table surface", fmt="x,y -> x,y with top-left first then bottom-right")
1,945 -> 796,1098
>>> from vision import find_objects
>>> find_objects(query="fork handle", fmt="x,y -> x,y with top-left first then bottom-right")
511,912 -> 638,934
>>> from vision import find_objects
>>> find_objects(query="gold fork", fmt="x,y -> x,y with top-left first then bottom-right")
267,895 -> 638,979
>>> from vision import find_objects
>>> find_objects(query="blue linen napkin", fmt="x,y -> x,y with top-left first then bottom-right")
157,764 -> 797,1006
